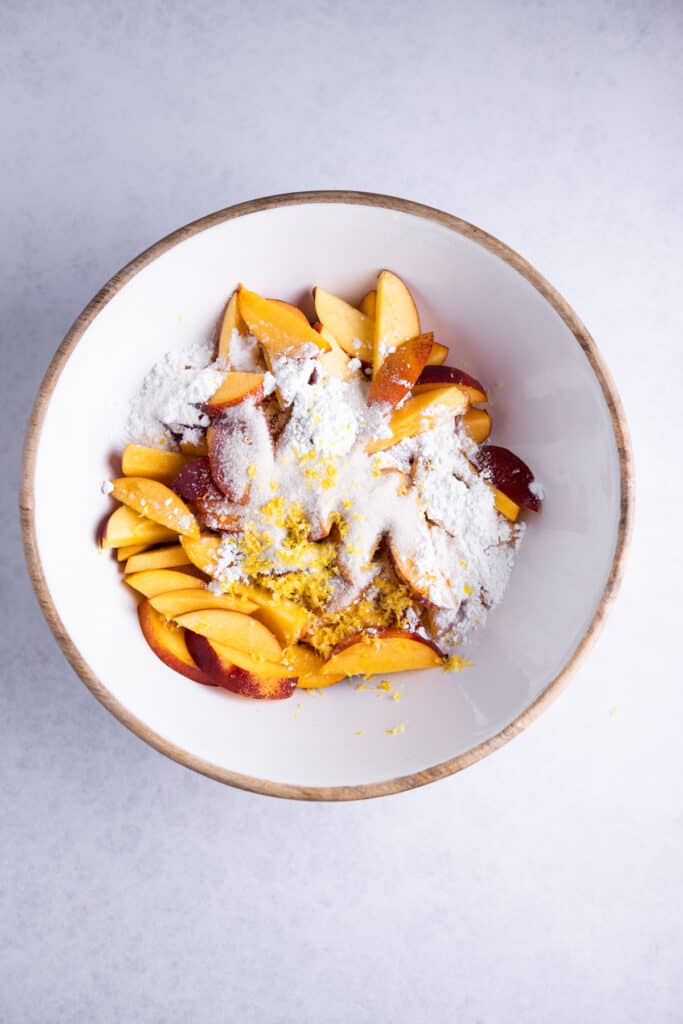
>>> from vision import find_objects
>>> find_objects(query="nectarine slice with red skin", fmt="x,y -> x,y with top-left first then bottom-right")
174,608 -> 282,661
126,569 -> 206,598
110,477 -> 199,538
138,600 -> 217,687
172,457 -> 214,501
358,289 -> 376,318
366,385 -> 469,454
207,405 -> 273,504
173,457 -> 245,532
367,332 -> 434,408
281,644 -> 345,689
100,504 -> 178,549
313,287 -> 374,362
150,588 -> 258,617
462,408 -> 492,445
426,342 -> 448,366
238,286 -> 330,356
414,365 -> 487,404
186,633 -> 297,700
121,445 -> 192,484
322,627 -> 444,677
217,290 -> 248,361
373,270 -> 421,375
473,445 -> 541,511
125,544 -> 191,574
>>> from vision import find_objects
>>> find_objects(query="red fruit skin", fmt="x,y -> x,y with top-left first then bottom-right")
185,633 -> 297,701
472,445 -> 542,511
416,364 -> 487,400
172,457 -> 214,500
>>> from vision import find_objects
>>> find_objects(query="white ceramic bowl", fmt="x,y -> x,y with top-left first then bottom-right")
21,192 -> 633,800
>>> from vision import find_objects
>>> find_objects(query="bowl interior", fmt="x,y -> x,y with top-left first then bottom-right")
30,199 -> 623,792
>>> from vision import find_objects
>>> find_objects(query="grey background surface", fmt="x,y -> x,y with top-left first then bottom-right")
3,1 -> 682,1021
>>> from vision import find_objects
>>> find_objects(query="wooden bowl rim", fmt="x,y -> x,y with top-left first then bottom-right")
19,190 -> 634,801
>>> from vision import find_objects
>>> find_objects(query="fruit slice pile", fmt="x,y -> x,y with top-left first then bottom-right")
100,272 -> 542,699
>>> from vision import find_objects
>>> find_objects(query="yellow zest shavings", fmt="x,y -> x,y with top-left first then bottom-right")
443,654 -> 475,672
305,572 -> 417,658
385,724 -> 405,736
377,680 -> 392,692
354,730 -> 364,736
392,691 -> 402,702
463,584 -> 473,596
247,463 -> 257,479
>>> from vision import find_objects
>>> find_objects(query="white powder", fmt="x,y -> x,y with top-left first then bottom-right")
125,339 -> 523,655
228,330 -> 264,371
127,338 -> 225,447
269,353 -> 317,405
209,400 -> 274,502
101,479 -> 114,495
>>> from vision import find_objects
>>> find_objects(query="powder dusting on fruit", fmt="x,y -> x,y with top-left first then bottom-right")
126,333 -> 523,659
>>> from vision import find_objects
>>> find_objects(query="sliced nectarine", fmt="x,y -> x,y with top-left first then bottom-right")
373,270 -> 420,374
218,290 -> 248,361
314,323 -> 353,379
238,286 -> 330,356
386,532 -> 458,608
281,644 -> 344,689
205,372 -> 265,413
126,568 -> 206,598
180,533 -> 222,574
150,588 -> 258,617
175,609 -> 282,661
100,505 -> 178,549
233,584 -> 310,646
313,287 -> 374,361
117,543 -> 148,562
367,332 -> 434,408
492,487 -> 520,521
414,365 -> 487,404
207,405 -> 273,504
462,408 -> 492,444
269,299 -> 309,324
138,600 -> 216,686
110,477 -> 199,538
185,633 -> 296,699
426,341 -> 448,366
472,445 -> 541,511
322,628 -> 443,676
172,457 -> 214,500
124,544 -> 191,574
358,289 -> 376,318
366,385 -> 469,453
121,444 -> 191,484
